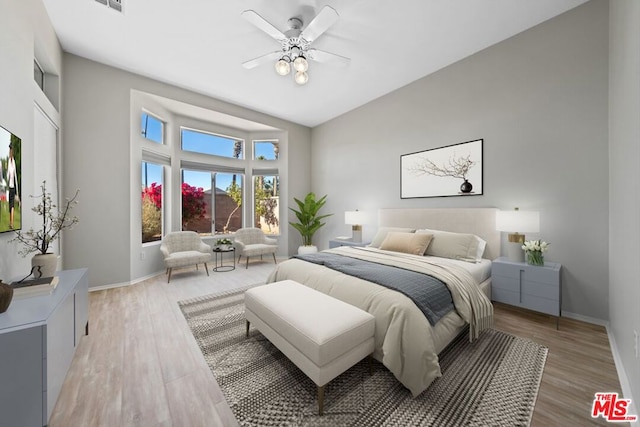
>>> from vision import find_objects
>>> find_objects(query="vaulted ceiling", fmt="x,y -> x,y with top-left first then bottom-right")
42,0 -> 588,127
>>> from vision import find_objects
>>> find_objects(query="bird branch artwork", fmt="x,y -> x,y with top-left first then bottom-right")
409,153 -> 476,182
400,139 -> 483,198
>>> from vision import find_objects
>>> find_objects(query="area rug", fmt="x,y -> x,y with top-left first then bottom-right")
179,286 -> 548,427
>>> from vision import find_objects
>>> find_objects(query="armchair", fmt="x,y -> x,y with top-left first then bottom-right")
160,231 -> 213,282
234,228 -> 278,269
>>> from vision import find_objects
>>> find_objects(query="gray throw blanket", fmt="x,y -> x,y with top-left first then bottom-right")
294,252 -> 454,326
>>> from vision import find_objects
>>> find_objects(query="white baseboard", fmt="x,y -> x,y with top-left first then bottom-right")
606,326 -> 638,420
562,310 -> 609,327
88,271 -> 164,292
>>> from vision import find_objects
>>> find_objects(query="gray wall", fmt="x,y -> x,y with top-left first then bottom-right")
0,0 -> 63,281
609,0 -> 640,410
311,0 -> 609,321
62,54 -> 311,288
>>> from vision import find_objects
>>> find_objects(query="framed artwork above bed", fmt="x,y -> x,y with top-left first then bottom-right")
401,139 -> 483,198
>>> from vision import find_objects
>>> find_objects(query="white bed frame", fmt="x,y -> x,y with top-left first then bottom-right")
378,207 -> 500,260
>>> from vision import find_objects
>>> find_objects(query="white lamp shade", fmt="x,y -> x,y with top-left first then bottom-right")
496,210 -> 540,233
345,210 -> 366,225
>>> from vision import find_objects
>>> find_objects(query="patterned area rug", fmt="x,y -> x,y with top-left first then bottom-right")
179,286 -> 548,427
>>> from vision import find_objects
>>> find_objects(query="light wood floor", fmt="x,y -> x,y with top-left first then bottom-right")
49,261 -> 626,427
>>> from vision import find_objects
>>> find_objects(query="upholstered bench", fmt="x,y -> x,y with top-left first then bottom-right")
244,280 -> 375,416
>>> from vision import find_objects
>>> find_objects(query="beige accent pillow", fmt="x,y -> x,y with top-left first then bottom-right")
369,227 -> 416,248
417,229 -> 486,262
379,232 -> 433,255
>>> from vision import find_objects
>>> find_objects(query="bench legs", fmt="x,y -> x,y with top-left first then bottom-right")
245,320 -> 250,338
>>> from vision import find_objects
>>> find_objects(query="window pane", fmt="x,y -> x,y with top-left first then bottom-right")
182,129 -> 243,159
182,170 -> 211,235
141,162 -> 163,243
216,173 -> 243,234
141,113 -> 163,143
254,141 -> 279,160
34,60 -> 44,90
254,175 -> 279,235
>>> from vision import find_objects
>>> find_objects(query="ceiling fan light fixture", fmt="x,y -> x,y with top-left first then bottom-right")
294,70 -> 309,85
275,58 -> 291,76
293,55 -> 308,72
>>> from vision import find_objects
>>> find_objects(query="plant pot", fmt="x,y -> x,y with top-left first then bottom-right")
297,245 -> 318,255
31,253 -> 58,278
0,281 -> 13,313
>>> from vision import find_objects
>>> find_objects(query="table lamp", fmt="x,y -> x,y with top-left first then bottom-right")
496,208 -> 539,262
345,210 -> 365,243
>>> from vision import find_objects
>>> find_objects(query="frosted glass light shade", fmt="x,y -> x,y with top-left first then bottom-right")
294,71 -> 308,85
496,210 -> 539,233
293,56 -> 308,72
275,59 -> 290,76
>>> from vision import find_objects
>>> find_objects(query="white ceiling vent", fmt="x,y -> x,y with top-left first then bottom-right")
94,0 -> 122,13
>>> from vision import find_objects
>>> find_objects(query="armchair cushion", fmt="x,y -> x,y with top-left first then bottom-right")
160,231 -> 212,269
234,228 -> 278,264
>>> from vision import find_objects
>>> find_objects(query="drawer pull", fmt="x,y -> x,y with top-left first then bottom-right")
519,269 -> 524,303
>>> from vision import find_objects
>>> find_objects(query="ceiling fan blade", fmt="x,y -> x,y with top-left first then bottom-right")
241,10 -> 287,42
299,5 -> 339,43
242,51 -> 282,69
307,49 -> 350,67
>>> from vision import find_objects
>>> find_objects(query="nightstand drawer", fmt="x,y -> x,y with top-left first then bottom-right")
491,262 -> 559,285
521,294 -> 560,316
522,280 -> 559,301
492,283 -> 559,315
492,287 -> 521,306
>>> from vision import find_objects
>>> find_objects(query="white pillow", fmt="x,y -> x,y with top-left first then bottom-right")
369,227 -> 416,248
379,232 -> 433,255
416,229 -> 486,263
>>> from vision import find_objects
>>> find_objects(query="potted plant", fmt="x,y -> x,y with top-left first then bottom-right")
11,181 -> 79,278
289,192 -> 332,254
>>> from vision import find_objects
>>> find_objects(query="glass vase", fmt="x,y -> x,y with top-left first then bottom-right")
526,250 -> 544,266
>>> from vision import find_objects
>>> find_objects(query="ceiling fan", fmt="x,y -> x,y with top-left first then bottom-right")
241,6 -> 350,85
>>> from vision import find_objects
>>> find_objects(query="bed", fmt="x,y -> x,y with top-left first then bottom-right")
266,207 -> 498,396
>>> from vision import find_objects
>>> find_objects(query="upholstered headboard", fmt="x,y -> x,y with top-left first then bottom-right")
378,208 -> 500,260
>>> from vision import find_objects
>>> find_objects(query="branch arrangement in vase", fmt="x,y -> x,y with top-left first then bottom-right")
10,181 -> 80,256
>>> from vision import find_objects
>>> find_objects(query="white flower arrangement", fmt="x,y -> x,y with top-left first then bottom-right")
216,238 -> 232,246
521,239 -> 549,266
521,240 -> 549,253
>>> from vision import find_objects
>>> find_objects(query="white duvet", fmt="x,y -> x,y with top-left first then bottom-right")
266,246 -> 493,396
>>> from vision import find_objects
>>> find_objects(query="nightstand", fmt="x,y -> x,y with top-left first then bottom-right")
329,239 -> 370,249
491,257 -> 562,329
